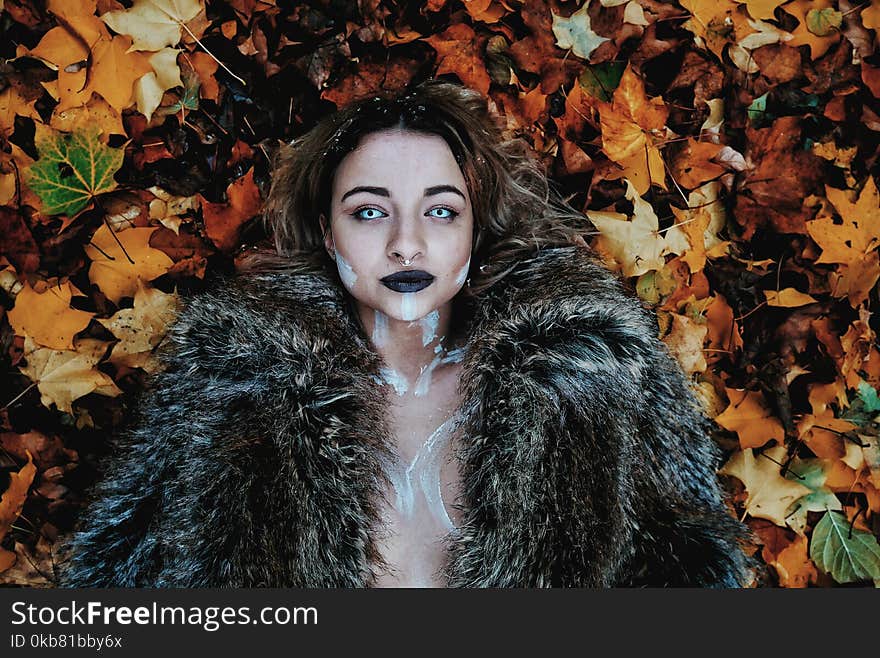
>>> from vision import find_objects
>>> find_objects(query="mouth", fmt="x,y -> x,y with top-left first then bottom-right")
380,270 -> 435,293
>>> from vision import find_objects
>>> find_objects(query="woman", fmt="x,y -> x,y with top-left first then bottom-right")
59,79 -> 757,587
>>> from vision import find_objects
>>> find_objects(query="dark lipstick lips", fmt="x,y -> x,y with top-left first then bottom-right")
380,270 -> 435,293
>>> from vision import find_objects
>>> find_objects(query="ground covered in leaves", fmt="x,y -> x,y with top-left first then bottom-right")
1,0 -> 880,587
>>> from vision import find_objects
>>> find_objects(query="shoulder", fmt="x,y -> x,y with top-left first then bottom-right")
157,259 -> 361,377
467,246 -> 660,383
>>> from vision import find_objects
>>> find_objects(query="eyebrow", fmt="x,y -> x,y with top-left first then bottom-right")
340,185 -> 466,202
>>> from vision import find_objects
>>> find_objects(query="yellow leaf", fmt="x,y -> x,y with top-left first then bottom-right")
0,452 -> 36,544
588,179 -> 670,276
18,336 -> 121,414
6,280 -> 95,350
807,179 -> 880,267
97,279 -> 180,372
714,387 -> 786,449
719,445 -> 812,526
84,224 -> 175,305
101,0 -> 205,51
764,287 -> 819,307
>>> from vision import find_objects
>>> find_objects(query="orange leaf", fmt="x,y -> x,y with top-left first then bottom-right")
200,168 -> 263,253
0,452 -> 37,545
424,24 -> 491,96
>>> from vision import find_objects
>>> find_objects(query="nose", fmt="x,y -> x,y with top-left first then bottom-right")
387,215 -> 425,266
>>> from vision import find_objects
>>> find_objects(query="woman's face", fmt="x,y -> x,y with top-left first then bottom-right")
323,129 -> 473,323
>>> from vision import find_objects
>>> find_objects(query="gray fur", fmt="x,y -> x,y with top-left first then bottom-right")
59,246 -> 757,587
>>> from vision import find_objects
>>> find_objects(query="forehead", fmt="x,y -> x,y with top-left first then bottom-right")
331,129 -> 466,193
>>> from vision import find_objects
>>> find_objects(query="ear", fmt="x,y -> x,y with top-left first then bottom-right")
319,214 -> 335,259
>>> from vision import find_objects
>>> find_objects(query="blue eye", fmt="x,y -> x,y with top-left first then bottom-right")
428,207 -> 459,220
352,207 -> 387,221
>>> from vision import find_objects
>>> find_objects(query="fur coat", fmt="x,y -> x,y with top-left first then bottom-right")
59,245 -> 757,587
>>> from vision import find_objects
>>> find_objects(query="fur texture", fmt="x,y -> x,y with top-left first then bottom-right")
59,246 -> 757,587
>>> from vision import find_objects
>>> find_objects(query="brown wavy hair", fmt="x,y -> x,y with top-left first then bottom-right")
242,78 -> 588,295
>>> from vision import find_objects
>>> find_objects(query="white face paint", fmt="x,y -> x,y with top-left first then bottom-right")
454,257 -> 470,287
420,310 -> 440,346
335,251 -> 357,288
372,310 -> 389,347
400,292 -> 418,322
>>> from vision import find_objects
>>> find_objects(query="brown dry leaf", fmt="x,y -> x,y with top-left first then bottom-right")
6,280 -> 95,350
714,387 -> 786,449
147,185 -> 199,234
0,451 -> 36,544
83,224 -> 175,304
0,86 -> 42,138
199,167 -> 262,252
719,445 -> 812,526
0,536 -> 57,586
424,23 -> 492,96
97,279 -> 179,372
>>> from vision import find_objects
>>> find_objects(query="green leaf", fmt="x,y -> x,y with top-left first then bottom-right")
806,8 -> 842,37
809,510 -> 880,584
552,1 -> 609,61
24,126 -> 124,217
579,61 -> 626,102
858,381 -> 880,413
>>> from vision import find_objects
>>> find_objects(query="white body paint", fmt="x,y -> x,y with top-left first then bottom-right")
419,310 -> 440,346
335,252 -> 358,288
412,355 -> 444,398
383,415 -> 459,533
379,367 -> 409,396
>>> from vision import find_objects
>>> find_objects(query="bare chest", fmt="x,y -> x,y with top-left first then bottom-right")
371,364 -> 465,587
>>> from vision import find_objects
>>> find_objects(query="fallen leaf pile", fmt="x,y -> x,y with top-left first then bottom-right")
1,0 -> 879,587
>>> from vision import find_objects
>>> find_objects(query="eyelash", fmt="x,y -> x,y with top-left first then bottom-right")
350,206 -> 460,222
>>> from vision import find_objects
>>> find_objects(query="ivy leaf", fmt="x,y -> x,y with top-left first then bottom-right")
809,510 -> 880,583
552,1 -> 609,61
23,125 -> 124,217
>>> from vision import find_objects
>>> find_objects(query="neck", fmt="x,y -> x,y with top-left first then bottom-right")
357,301 -> 461,398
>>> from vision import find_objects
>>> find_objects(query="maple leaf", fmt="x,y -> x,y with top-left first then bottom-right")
0,86 -> 42,139
588,179 -> 671,277
135,48 -> 184,121
50,94 -> 126,139
598,63 -> 668,194
83,224 -> 175,305
719,445 -> 813,526
23,125 -> 124,218
424,23 -> 491,96
98,279 -> 180,372
810,510 -> 880,583
199,167 -> 262,252
807,179 -> 880,267
101,0 -> 205,51
551,1 -> 609,61
714,387 -> 786,449
6,280 -> 95,350
18,335 -> 121,414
